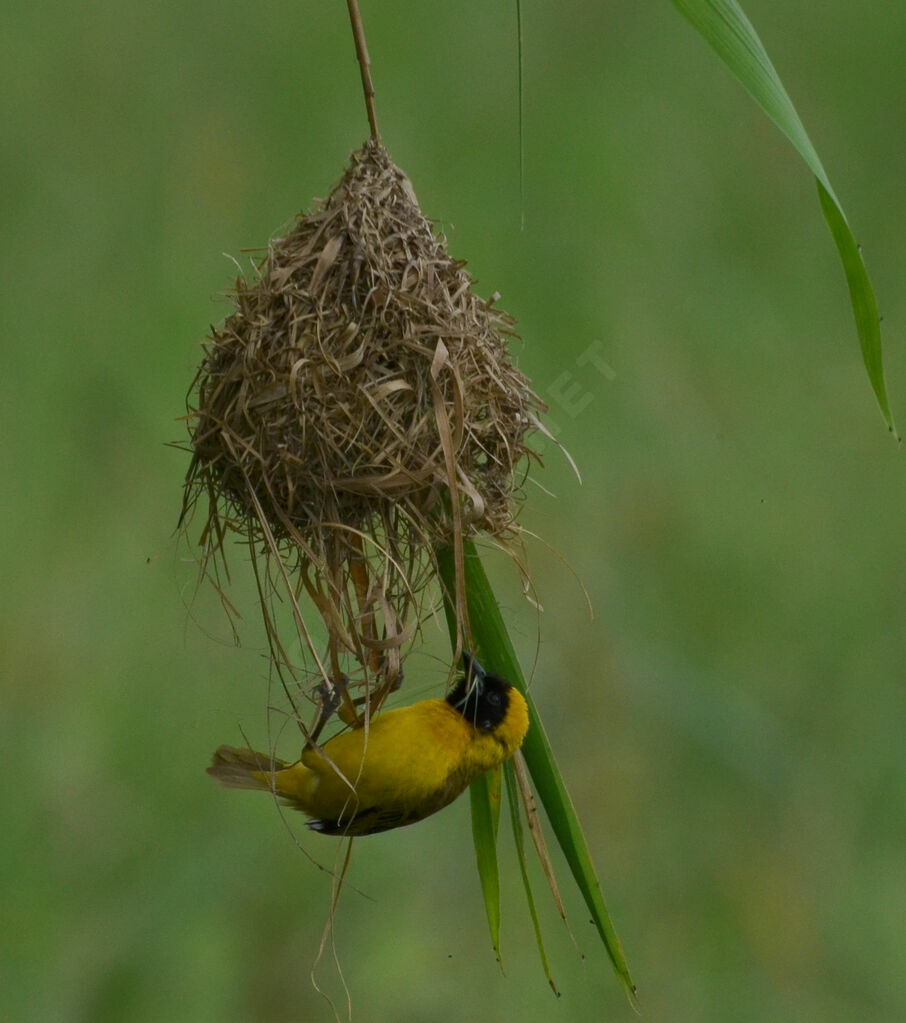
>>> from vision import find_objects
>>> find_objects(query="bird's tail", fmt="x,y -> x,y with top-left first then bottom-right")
207,745 -> 288,792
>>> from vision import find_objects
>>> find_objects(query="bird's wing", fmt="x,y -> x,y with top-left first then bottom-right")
306,804 -> 418,836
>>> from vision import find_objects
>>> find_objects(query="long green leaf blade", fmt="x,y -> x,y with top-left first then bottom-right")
671,0 -> 896,436
436,543 -> 638,1006
504,759 -> 559,995
470,767 -> 503,962
519,678 -> 639,1011
437,548 -> 504,961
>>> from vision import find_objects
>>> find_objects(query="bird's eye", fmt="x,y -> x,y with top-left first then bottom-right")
486,691 -> 502,706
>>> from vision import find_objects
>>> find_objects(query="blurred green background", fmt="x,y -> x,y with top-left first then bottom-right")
3,1 -> 905,1020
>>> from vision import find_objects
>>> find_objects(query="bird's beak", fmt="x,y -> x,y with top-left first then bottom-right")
461,650 -> 487,692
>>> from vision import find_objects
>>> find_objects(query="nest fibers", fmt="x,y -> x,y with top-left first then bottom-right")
181,140 -> 545,724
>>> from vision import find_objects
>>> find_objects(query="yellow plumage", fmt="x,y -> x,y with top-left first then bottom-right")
208,655 -> 529,836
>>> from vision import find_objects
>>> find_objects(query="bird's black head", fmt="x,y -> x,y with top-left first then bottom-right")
446,651 -> 512,734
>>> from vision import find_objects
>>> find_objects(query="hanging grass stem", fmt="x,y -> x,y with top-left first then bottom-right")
346,0 -> 380,141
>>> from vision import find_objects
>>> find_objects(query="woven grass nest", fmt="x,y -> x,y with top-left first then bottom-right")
181,139 -> 544,718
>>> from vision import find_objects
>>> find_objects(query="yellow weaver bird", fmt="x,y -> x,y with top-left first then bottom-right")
208,652 -> 529,836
